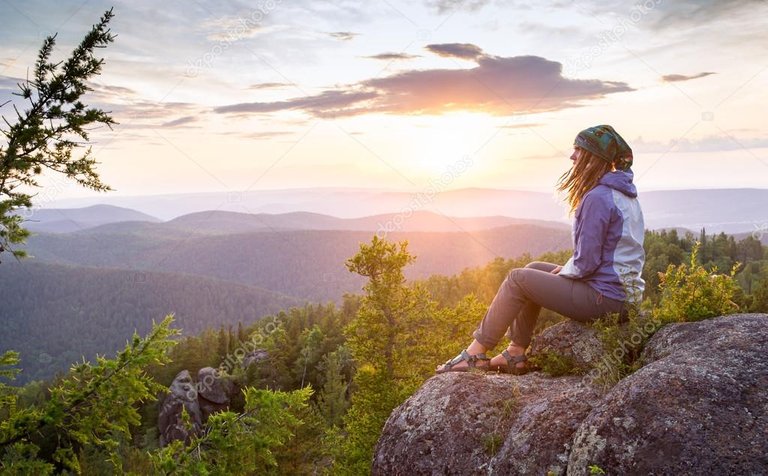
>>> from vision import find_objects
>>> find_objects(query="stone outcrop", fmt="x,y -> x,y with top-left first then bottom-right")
373,372 -> 601,475
568,313 -> 768,475
197,367 -> 234,422
158,367 -> 236,446
158,370 -> 203,447
528,319 -> 604,371
374,313 -> 768,475
242,349 -> 269,368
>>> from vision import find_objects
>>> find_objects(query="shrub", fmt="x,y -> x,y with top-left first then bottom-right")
652,242 -> 740,326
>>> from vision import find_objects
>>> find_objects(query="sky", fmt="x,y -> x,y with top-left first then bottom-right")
1,0 -> 767,204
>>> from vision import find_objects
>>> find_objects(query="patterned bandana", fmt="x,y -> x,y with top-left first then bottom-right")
574,125 -> 633,171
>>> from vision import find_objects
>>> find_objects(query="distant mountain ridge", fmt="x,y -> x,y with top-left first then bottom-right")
17,204 -> 160,233
24,224 -> 572,302
22,206 -> 570,235
41,187 -> 768,234
103,210 -> 570,235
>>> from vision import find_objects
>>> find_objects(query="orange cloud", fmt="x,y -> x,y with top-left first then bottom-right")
214,49 -> 633,118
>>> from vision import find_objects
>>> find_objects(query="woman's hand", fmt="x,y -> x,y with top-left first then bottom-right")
551,266 -> 563,275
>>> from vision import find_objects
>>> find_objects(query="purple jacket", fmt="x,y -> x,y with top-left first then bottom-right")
559,170 -> 646,303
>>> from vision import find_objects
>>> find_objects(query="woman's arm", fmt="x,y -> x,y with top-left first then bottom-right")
559,193 -> 611,279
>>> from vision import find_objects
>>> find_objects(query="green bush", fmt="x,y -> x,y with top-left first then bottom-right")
652,242 -> 740,326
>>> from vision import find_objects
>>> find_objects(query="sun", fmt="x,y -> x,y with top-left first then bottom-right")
399,112 -> 501,177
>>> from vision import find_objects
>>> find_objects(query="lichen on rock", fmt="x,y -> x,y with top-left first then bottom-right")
373,313 -> 768,475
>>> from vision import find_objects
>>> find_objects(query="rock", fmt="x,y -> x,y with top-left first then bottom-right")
158,370 -> 203,447
568,313 -> 768,475
374,313 -> 768,475
372,372 -> 602,475
529,319 -> 604,371
242,349 -> 269,368
197,367 -> 233,422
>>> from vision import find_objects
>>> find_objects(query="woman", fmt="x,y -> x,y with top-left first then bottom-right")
437,125 -> 645,374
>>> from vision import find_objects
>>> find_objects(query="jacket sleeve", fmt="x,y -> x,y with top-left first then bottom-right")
559,193 -> 611,279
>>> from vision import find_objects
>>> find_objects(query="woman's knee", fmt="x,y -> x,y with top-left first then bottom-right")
525,261 -> 558,272
505,267 -> 526,285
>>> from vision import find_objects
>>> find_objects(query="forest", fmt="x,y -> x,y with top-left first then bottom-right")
1,228 -> 766,474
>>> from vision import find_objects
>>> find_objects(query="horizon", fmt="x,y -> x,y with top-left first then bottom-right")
2,1 -> 768,203
19,188 -> 768,237
37,184 -> 768,206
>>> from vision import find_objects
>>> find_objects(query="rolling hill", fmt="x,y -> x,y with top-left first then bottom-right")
23,224 -> 573,302
18,204 -> 160,233
42,187 -> 768,234
0,261 -> 301,384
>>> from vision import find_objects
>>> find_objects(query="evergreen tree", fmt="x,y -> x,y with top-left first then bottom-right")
217,326 -> 230,360
0,9 -> 116,258
315,347 -> 350,428
0,317 -> 178,473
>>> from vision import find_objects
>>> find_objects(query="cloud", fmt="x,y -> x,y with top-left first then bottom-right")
201,14 -> 268,42
500,122 -> 544,129
661,72 -> 716,83
241,131 -> 296,139
0,75 -> 23,89
425,43 -> 485,59
364,52 -> 421,61
329,31 -> 357,41
214,90 -> 379,117
161,116 -> 198,128
427,0 -> 494,14
633,134 -> 768,153
648,0 -> 767,29
248,82 -> 293,89
214,52 -> 633,118
215,129 -> 297,140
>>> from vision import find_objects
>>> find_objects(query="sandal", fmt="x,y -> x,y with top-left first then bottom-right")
489,349 -> 529,375
436,349 -> 490,374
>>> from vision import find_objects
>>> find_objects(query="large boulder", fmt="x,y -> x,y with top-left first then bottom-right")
197,367 -> 234,422
568,313 -> 768,475
374,313 -> 768,475
158,370 -> 204,447
242,349 -> 269,368
529,319 -> 604,371
372,372 -> 602,475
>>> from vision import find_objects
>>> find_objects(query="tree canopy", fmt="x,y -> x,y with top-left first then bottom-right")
0,8 -> 116,259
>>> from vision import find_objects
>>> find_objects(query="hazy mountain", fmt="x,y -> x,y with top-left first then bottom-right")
17,204 -> 160,233
640,189 -> 768,234
23,224 -> 572,302
81,210 -> 569,236
0,261 -> 301,384
733,230 -> 768,246
44,187 -> 768,234
47,187 -> 568,222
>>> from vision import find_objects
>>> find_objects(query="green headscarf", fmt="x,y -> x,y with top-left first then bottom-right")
574,125 -> 633,171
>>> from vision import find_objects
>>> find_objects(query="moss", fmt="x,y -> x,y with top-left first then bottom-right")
483,433 -> 504,456
529,350 -> 588,377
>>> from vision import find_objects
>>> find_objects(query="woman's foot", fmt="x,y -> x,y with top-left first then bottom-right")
435,349 -> 490,373
489,343 -> 529,374
436,341 -> 491,373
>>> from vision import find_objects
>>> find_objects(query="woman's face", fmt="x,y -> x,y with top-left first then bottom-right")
570,147 -> 581,163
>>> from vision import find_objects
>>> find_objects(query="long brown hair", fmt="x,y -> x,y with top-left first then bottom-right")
557,147 -> 613,214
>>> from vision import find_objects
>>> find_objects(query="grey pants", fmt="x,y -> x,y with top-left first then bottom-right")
472,261 -> 625,349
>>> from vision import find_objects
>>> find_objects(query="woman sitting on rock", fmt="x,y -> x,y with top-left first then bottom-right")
437,125 -> 646,374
